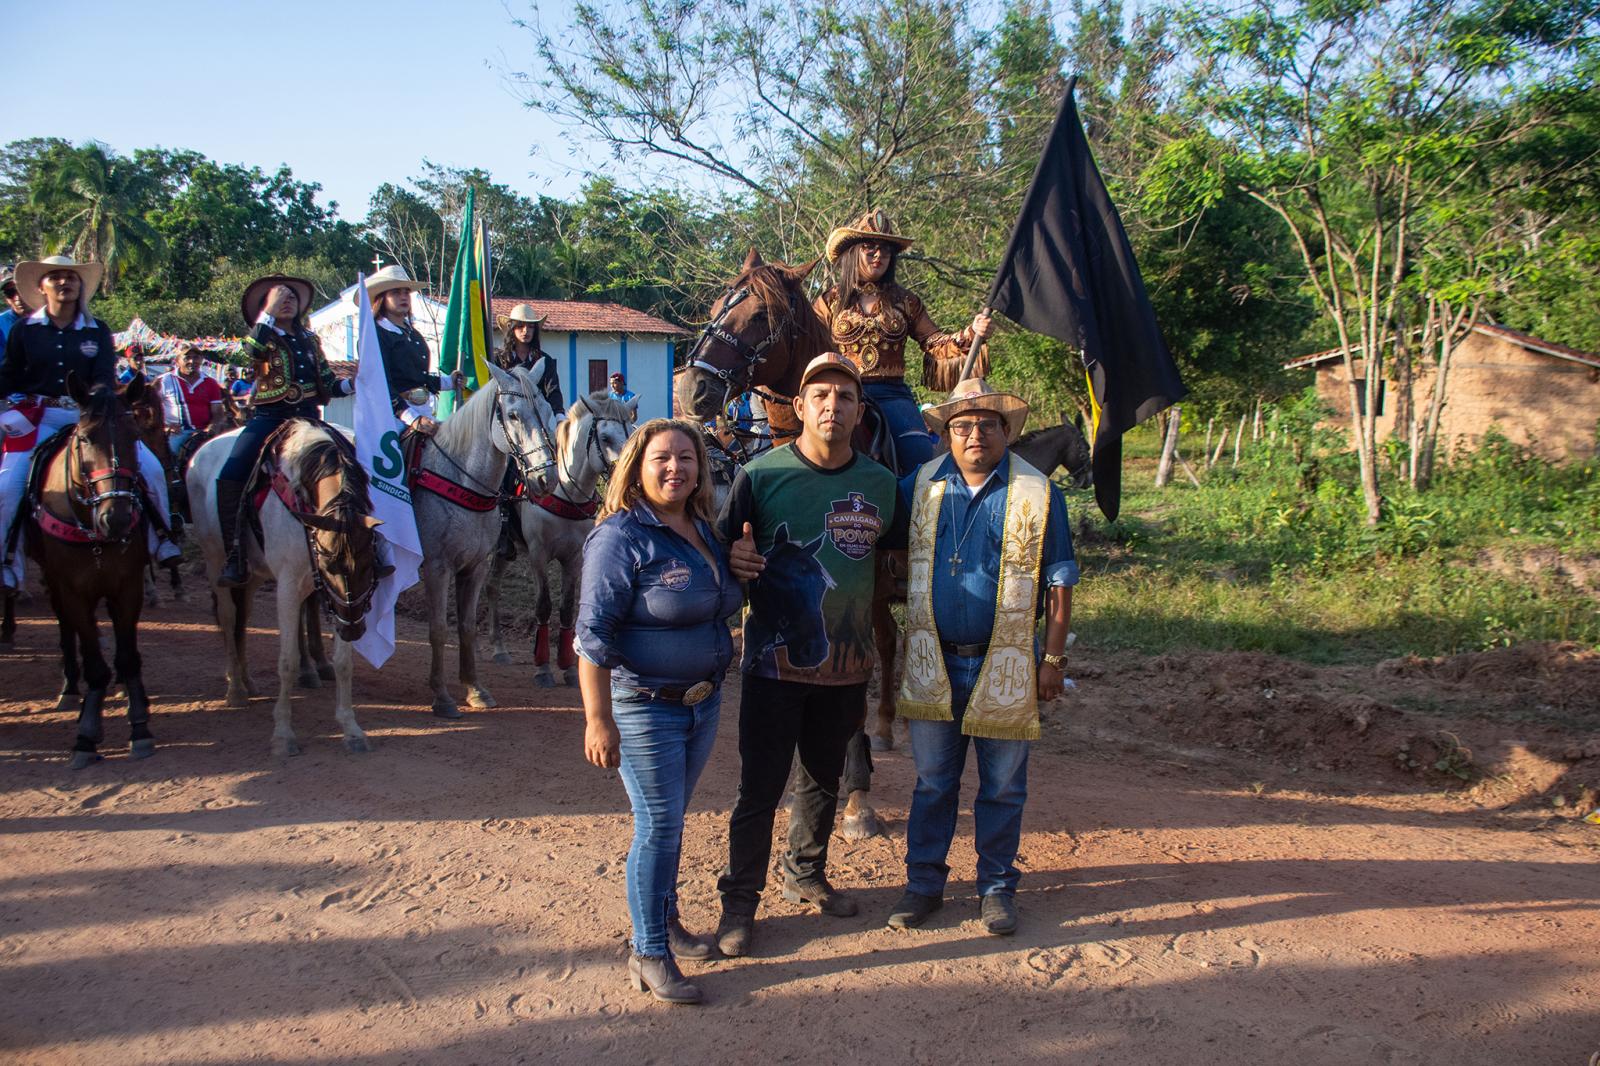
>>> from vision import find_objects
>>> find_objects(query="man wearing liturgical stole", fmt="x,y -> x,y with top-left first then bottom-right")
886,378 -> 1077,937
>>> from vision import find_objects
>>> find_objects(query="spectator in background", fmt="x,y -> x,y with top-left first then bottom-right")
0,267 -> 25,344
609,371 -> 637,407
154,345 -> 225,453
117,343 -> 148,385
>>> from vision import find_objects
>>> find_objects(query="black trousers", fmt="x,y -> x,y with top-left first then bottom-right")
718,674 -> 868,916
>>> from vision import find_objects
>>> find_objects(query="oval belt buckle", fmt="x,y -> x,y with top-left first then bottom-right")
403,387 -> 430,406
681,681 -> 714,706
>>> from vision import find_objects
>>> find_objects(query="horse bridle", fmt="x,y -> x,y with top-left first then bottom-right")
304,514 -> 376,632
495,386 -> 558,494
554,397 -> 626,502
67,424 -> 146,547
684,284 -> 797,412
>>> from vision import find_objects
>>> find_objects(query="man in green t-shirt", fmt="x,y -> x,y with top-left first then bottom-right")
714,352 -> 907,957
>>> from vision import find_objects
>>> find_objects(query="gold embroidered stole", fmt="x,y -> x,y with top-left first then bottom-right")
898,456 -> 1049,740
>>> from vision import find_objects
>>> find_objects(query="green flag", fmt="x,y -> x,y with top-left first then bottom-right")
436,187 -> 493,419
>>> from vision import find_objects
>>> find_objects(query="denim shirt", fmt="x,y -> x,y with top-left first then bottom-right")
898,452 -> 1079,648
576,502 -> 742,690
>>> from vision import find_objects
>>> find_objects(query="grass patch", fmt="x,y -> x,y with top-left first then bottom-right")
1066,392 -> 1600,663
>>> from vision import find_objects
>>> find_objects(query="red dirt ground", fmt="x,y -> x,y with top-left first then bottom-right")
1,586 -> 1597,1065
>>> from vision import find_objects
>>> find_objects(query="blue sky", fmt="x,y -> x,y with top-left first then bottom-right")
3,0 -> 592,220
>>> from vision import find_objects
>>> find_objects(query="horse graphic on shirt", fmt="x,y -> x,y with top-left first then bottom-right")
746,522 -> 835,673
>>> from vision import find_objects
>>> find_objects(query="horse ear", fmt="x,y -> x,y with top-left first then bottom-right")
124,374 -> 147,405
742,247 -> 764,272
486,362 -> 515,391
66,371 -> 89,407
789,256 -> 821,282
362,515 -> 383,530
802,531 -> 828,557
625,395 -> 638,418
772,522 -> 791,546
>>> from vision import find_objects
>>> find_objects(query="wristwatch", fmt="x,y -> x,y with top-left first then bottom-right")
1041,652 -> 1067,668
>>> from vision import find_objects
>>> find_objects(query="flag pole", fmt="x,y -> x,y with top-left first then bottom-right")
957,307 -> 991,383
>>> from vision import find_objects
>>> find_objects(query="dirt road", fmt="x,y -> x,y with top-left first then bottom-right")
1,589 -> 1597,1065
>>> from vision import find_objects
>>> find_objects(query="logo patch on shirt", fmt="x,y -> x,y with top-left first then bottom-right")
661,560 -> 692,590
825,492 -> 882,560
80,340 -> 99,358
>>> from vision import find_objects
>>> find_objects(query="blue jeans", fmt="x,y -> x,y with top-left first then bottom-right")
612,685 -> 721,957
864,379 -> 934,475
904,652 -> 1031,899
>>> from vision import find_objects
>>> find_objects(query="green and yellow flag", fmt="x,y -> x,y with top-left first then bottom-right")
436,187 -> 493,419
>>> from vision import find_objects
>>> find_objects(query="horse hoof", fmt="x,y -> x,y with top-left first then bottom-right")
272,738 -> 302,758
54,694 -> 77,714
296,671 -> 323,690
869,733 -> 894,752
534,672 -> 556,689
492,652 -> 513,666
432,702 -> 464,721
131,738 -> 156,759
344,734 -> 372,754
67,750 -> 103,771
466,690 -> 496,709
317,663 -> 336,682
224,691 -> 250,709
564,670 -> 579,688
839,810 -> 886,841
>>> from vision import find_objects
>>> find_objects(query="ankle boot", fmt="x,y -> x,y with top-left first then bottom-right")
215,478 -> 250,589
495,502 -> 518,560
627,954 -> 703,1005
667,917 -> 713,960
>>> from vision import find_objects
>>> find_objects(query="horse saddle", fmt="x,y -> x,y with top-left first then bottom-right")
401,428 -> 499,512
244,416 -> 354,533
9,425 -> 79,558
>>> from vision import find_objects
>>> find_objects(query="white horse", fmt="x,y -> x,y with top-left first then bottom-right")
188,420 -> 382,756
412,364 -> 558,718
487,391 -> 634,686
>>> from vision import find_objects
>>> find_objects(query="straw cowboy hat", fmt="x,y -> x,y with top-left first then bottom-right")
240,274 -> 314,326
15,255 -> 104,310
496,302 -> 547,330
921,377 -> 1030,443
825,210 -> 915,263
364,264 -> 424,303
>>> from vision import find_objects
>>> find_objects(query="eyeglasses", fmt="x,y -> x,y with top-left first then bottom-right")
947,418 -> 1002,439
858,242 -> 889,256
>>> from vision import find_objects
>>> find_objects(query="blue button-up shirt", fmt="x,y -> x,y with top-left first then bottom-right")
899,452 -> 1078,648
576,501 -> 743,690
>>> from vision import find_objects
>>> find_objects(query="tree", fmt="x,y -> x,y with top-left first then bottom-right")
31,141 -> 164,292
1177,0 -> 1598,523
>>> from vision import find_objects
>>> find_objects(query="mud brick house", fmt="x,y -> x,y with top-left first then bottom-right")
1284,323 -> 1600,460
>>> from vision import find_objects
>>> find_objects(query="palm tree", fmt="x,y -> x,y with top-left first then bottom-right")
31,142 -> 164,293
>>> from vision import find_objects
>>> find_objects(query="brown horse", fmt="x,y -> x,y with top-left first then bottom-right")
26,374 -> 156,769
678,250 -> 909,836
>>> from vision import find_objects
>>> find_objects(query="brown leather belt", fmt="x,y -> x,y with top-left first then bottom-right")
940,640 -> 989,658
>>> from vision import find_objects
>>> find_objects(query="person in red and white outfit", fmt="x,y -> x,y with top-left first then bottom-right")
152,344 -> 225,454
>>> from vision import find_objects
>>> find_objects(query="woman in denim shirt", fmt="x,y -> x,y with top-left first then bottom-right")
576,418 -> 740,1005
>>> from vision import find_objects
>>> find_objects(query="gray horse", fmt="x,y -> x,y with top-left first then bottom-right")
414,364 -> 558,718
487,391 -> 633,686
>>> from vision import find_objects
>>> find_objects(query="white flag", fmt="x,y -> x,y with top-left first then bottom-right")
351,274 -> 423,668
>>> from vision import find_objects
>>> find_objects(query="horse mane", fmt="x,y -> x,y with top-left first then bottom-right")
77,384 -> 124,434
735,261 -> 830,388
282,421 -> 371,514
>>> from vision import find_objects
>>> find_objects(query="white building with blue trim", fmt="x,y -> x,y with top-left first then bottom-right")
309,289 -> 685,425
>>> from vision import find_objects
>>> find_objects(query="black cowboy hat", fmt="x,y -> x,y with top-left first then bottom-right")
241,274 -> 315,326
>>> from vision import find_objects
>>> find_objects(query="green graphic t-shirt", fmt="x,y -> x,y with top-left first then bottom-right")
718,445 -> 907,685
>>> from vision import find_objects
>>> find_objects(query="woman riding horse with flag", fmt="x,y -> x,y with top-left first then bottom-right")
815,211 -> 993,475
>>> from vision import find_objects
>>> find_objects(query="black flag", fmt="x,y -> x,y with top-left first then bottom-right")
986,78 -> 1185,520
